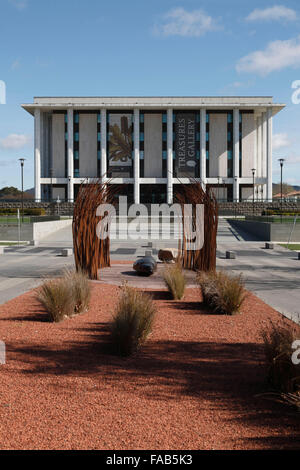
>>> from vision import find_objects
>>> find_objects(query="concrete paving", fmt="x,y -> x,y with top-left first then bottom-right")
0,219 -> 299,326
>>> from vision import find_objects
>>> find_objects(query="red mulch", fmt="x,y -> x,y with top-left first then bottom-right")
0,283 -> 299,450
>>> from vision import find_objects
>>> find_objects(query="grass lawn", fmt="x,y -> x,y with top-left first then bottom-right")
279,244 -> 300,251
0,242 -> 26,246
0,217 -> 30,224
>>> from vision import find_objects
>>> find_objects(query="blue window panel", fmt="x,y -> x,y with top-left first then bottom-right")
97,133 -> 101,141
239,113 -> 242,123
206,132 -> 209,142
65,132 -> 68,141
74,151 -> 79,160
140,132 -> 144,141
74,114 -> 79,124
239,132 -> 242,139
74,169 -> 79,178
196,151 -> 200,160
173,150 -> 176,158
97,114 -> 101,123
206,150 -> 209,160
140,151 -> 144,160
64,114 -> 68,124
162,132 -> 167,141
206,114 -> 209,124
162,113 -> 167,123
97,151 -> 101,160
162,151 -> 167,160
196,132 -> 200,141
228,150 -> 233,160
173,114 -> 176,123
227,113 -> 233,124
228,132 -> 232,141
140,113 -> 144,123
196,114 -> 200,123
132,151 -> 134,159
74,132 -> 79,142
239,151 -> 242,160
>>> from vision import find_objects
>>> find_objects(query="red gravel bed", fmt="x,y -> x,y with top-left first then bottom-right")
0,284 -> 299,450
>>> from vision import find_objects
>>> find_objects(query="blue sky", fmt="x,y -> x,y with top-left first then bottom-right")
1,0 -> 300,189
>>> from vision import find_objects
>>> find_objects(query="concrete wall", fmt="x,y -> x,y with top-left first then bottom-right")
79,114 -> 97,178
144,114 -> 162,177
242,114 -> 255,177
52,114 -> 65,178
0,219 -> 72,242
241,187 -> 253,201
228,219 -> 300,242
209,113 -> 227,177
33,218 -> 72,241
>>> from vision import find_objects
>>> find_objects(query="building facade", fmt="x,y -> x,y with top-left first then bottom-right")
22,96 -> 285,203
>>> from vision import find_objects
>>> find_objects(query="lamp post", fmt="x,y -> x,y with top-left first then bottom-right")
278,158 -> 285,211
251,168 -> 256,215
18,158 -> 26,222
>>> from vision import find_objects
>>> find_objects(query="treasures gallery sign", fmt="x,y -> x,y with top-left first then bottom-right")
175,113 -> 197,176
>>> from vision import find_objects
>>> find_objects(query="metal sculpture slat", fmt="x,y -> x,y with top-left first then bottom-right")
175,182 -> 218,272
72,179 -> 117,280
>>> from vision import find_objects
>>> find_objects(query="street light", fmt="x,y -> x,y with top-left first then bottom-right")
278,158 -> 285,210
18,158 -> 26,222
251,168 -> 256,215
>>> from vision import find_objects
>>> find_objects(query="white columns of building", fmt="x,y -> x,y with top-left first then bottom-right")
200,108 -> 206,187
67,108 -> 74,202
233,109 -> 240,201
134,109 -> 140,204
34,108 -> 41,201
167,108 -> 173,204
101,109 -> 107,181
266,107 -> 273,201
262,112 -> 267,200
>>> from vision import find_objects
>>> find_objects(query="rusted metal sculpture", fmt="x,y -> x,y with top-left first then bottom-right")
175,181 -> 218,272
72,179 -> 117,280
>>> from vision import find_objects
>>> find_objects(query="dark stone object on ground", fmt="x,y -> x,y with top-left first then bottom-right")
265,242 -> 274,249
133,256 -> 157,276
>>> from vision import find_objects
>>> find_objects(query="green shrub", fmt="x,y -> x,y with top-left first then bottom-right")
0,208 -> 46,216
198,270 -> 246,315
38,270 -> 91,322
261,322 -> 300,393
163,263 -> 186,300
110,284 -> 156,356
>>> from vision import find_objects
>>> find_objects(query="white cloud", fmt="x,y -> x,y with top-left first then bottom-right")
9,0 -> 28,10
236,36 -> 300,75
153,8 -> 220,37
0,134 -> 32,150
246,5 -> 297,22
273,133 -> 291,150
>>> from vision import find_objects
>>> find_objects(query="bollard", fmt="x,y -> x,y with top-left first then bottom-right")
29,240 -> 39,246
265,242 -> 274,250
226,251 -> 236,259
61,248 -> 73,257
0,247 -> 4,255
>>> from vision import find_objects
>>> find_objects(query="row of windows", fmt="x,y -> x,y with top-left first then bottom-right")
67,111 -> 246,178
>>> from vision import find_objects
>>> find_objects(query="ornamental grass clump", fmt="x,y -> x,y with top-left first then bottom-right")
261,322 -> 300,394
259,322 -> 300,411
163,263 -> 186,300
198,270 -> 246,315
110,283 -> 156,356
38,269 -> 91,322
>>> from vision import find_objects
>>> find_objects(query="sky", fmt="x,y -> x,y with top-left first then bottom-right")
0,0 -> 300,190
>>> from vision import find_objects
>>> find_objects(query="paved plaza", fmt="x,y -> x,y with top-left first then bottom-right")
0,219 -> 299,324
